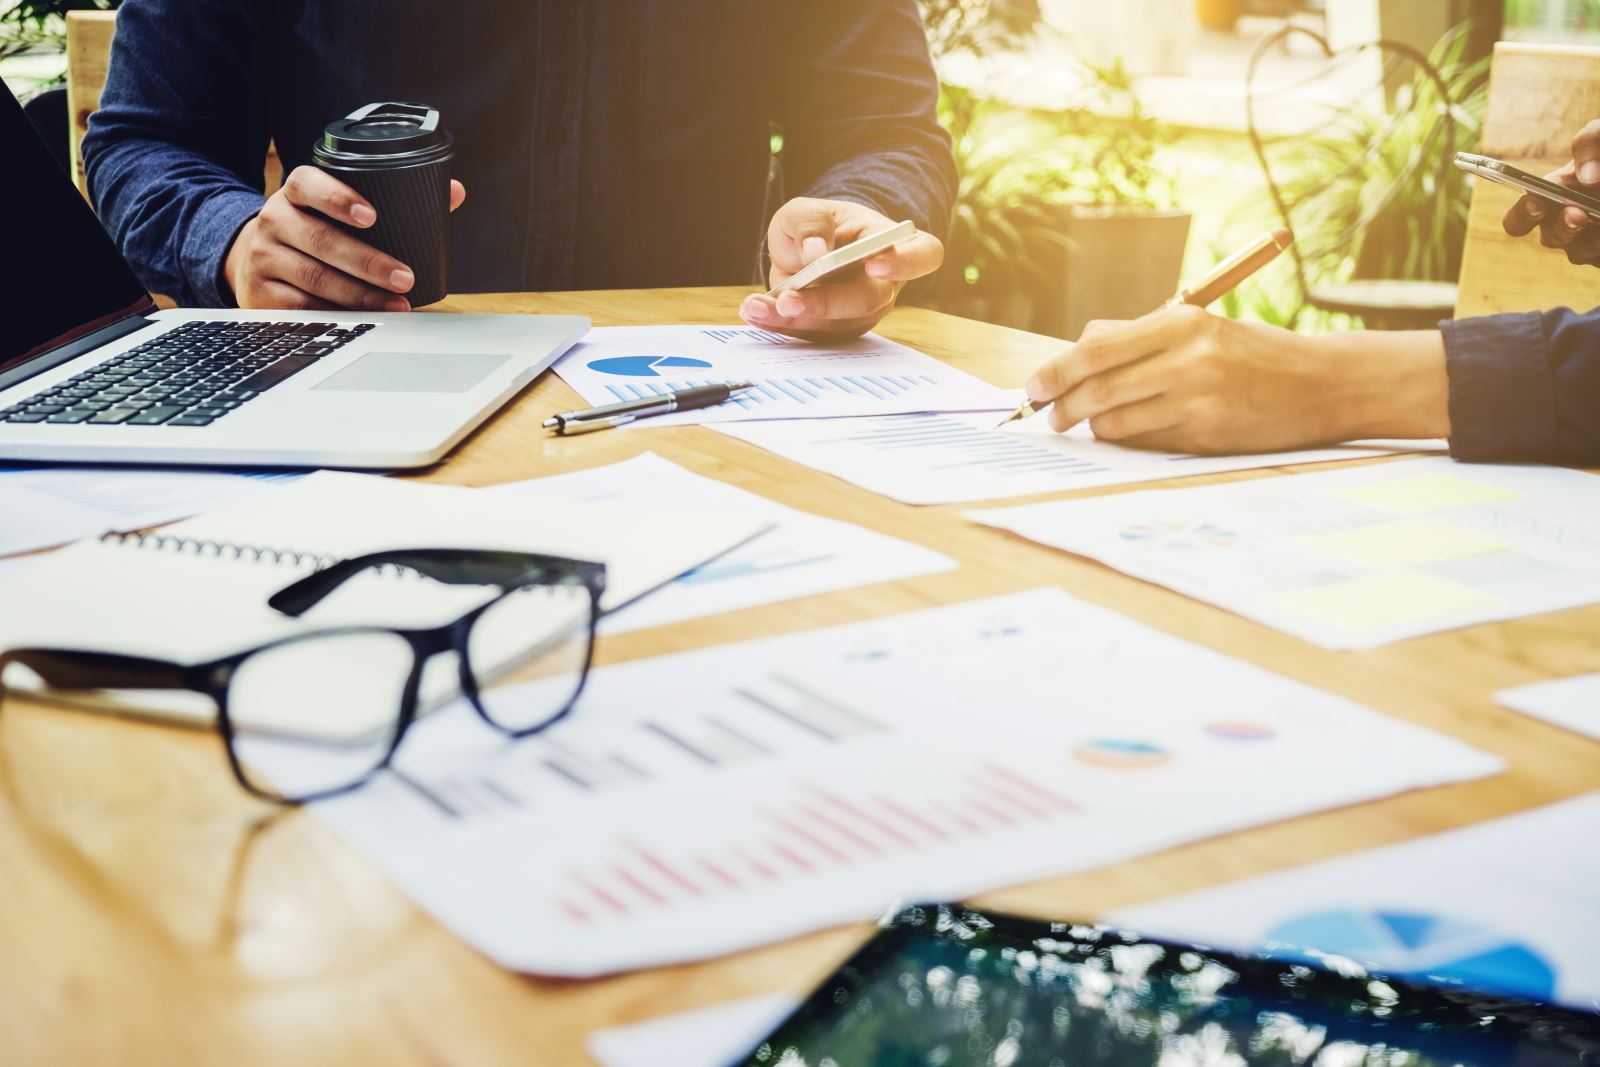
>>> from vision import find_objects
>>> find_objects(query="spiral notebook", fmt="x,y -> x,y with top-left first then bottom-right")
0,471 -> 771,739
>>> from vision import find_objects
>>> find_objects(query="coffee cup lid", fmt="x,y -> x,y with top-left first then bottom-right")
318,102 -> 450,160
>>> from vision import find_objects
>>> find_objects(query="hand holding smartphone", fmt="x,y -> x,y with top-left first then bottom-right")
766,220 -> 918,297
1455,151 -> 1600,222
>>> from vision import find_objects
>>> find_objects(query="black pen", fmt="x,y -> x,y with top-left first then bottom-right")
543,382 -> 757,435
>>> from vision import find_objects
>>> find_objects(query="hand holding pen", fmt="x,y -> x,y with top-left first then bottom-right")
991,228 -> 1406,457
997,228 -> 1292,429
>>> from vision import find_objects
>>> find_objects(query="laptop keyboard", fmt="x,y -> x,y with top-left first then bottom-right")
0,320 -> 374,428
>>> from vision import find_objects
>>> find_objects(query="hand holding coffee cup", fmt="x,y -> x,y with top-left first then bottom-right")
224,102 -> 462,311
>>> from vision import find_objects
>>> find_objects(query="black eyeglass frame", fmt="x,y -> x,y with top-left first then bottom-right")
0,548 -> 607,805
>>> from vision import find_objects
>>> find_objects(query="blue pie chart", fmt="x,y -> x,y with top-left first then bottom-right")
587,355 -> 714,378
1264,909 -> 1556,1001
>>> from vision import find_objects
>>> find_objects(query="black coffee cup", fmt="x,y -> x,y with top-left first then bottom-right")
312,102 -> 454,307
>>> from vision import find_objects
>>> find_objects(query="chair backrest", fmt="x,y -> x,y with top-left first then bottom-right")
1454,42 -> 1600,318
1245,26 -> 1462,322
65,9 -> 116,199
65,9 -> 281,202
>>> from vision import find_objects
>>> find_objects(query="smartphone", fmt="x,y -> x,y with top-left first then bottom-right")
731,903 -> 1600,1067
1455,151 -> 1600,223
766,219 -> 917,297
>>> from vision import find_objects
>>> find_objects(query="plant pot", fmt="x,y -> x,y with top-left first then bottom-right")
1194,0 -> 1245,32
1040,206 -> 1191,341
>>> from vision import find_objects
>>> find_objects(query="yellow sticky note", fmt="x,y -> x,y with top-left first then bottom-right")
1301,521 -> 1512,567
1266,572 -> 1498,633
1334,474 -> 1519,514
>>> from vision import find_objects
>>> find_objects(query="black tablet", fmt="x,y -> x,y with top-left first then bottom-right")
731,903 -> 1600,1067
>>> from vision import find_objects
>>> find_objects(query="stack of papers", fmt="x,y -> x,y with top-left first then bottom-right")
259,588 -> 1498,976
552,325 -> 1014,425
971,458 -> 1600,648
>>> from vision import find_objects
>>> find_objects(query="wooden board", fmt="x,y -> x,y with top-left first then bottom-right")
1,288 -> 1597,1065
1456,42 -> 1600,318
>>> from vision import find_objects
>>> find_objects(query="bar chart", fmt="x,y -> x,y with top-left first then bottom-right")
550,763 -> 1081,926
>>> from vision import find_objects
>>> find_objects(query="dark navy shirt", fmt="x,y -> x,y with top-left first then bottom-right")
84,1 -> 956,308
1443,306 -> 1600,465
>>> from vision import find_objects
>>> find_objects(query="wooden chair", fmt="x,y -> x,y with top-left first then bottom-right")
65,10 -> 281,203
1454,42 -> 1600,318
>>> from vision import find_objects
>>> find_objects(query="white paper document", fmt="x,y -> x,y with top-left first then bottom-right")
1111,793 -> 1600,1011
552,325 -> 1013,426
714,412 -> 1436,505
273,589 -> 1498,977
491,454 -> 956,632
0,465 -> 298,557
971,458 -> 1600,649
1497,673 -> 1600,742
588,993 -> 799,1067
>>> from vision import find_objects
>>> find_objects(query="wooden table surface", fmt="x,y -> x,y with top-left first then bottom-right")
4,286 -> 1598,1066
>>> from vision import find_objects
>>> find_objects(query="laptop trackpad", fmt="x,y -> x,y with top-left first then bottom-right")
313,351 -> 514,393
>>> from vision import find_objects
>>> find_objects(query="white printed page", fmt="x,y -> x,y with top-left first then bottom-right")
1110,793 -> 1600,1012
714,412 -> 1437,505
970,458 -> 1600,648
264,589 -> 1500,977
489,453 -> 956,633
1497,673 -> 1600,742
551,325 -> 1014,425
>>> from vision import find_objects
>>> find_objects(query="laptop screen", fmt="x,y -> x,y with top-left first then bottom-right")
2,84 -> 151,379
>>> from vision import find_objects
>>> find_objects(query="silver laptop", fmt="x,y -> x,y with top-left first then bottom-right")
0,87 -> 586,469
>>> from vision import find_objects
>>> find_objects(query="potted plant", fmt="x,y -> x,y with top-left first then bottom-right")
1040,61 -> 1189,340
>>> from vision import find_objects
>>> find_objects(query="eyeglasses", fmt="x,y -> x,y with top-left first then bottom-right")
0,548 -> 606,804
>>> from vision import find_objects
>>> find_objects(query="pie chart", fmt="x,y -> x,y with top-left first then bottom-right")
587,355 -> 714,378
1071,738 -> 1171,770
1263,909 -> 1557,1001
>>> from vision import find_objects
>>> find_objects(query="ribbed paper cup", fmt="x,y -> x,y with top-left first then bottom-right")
312,102 -> 453,307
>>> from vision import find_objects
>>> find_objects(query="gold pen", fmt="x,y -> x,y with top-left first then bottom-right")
995,226 -> 1294,428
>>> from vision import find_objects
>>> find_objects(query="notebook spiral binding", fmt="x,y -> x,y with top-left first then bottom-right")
102,530 -> 342,569
100,530 -> 425,579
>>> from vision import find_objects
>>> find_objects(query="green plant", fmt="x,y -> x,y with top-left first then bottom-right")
3,0 -> 116,25
927,64 -> 1176,314
917,0 -> 1041,58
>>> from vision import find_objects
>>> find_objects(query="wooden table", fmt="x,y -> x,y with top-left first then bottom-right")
4,287 -> 1597,1065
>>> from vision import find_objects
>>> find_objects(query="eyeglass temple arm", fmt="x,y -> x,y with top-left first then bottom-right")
0,649 -> 192,692
267,548 -> 596,618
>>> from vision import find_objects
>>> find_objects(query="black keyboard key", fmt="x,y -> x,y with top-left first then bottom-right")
27,402 -> 69,414
47,411 -> 93,424
5,412 -> 47,423
168,415 -> 216,427
88,409 -> 137,424
293,322 -> 335,335
237,355 -> 316,393
127,406 -> 187,425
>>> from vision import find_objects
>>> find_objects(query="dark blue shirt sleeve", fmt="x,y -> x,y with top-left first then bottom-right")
82,0 -> 272,308
1442,306 -> 1600,465
777,0 -> 957,241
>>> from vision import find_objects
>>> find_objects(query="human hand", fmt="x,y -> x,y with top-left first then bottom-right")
1501,120 -> 1600,267
739,197 -> 944,340
1023,306 -> 1450,454
223,165 -> 467,310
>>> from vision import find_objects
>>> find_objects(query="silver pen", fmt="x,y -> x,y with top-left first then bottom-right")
543,381 -> 757,436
